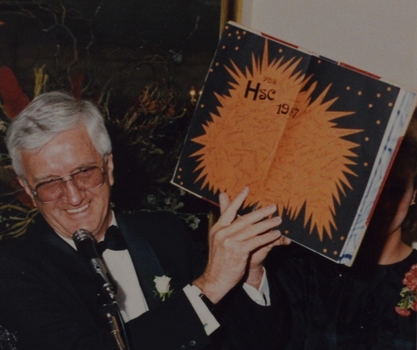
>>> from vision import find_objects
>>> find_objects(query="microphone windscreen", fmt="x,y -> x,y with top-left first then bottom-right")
73,229 -> 99,260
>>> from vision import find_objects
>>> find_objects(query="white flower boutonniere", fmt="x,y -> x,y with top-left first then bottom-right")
153,275 -> 174,301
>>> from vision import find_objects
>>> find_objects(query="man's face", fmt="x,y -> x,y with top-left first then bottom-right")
18,124 -> 114,240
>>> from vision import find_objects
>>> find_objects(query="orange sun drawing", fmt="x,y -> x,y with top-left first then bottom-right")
191,40 -> 362,241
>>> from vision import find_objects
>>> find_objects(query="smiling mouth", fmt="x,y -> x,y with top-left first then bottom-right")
67,203 -> 89,214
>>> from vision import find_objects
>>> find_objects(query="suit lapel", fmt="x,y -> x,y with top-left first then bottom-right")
115,212 -> 165,310
23,217 -> 103,319
31,217 -> 92,283
35,219 -> 93,277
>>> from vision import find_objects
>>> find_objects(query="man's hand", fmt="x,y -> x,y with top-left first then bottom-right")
193,187 -> 285,304
244,234 -> 291,289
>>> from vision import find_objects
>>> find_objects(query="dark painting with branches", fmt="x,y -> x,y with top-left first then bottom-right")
0,0 -> 220,239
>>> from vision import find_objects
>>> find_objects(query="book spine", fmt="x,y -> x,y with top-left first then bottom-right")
339,89 -> 417,265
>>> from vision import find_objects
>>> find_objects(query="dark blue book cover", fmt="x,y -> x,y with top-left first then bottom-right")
171,21 -> 417,266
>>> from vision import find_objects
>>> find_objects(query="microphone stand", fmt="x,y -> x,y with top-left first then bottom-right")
73,229 -> 131,350
99,282 -> 130,350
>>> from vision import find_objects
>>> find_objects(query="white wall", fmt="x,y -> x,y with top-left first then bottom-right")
241,0 -> 417,90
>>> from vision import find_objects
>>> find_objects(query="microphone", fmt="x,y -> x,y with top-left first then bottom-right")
72,229 -> 117,302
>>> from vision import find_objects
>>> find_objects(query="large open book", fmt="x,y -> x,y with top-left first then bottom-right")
171,21 -> 417,266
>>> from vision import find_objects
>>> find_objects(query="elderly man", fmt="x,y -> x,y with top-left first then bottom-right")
0,91 -> 285,350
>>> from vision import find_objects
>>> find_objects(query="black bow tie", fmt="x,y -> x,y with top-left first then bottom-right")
96,225 -> 127,256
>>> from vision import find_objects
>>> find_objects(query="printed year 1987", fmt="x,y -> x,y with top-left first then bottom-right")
276,104 -> 299,118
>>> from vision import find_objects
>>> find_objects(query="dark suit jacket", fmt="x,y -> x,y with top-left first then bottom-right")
0,210 -> 280,350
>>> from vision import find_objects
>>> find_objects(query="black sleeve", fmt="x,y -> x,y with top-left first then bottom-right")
126,291 -> 210,350
211,281 -> 283,350
0,255 -> 120,350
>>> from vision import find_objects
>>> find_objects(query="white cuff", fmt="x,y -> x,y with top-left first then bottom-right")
242,267 -> 271,306
183,284 -> 220,335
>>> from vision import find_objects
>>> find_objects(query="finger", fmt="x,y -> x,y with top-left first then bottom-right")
243,230 -> 282,252
219,192 -> 231,214
250,238 -> 282,261
252,236 -> 283,255
277,236 -> 292,246
231,215 -> 282,242
216,187 -> 249,226
270,235 -> 291,247
219,205 -> 280,238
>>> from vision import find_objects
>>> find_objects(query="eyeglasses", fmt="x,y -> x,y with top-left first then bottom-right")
31,162 -> 107,203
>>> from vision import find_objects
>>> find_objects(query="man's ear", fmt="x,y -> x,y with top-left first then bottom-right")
17,177 -> 38,208
106,153 -> 115,186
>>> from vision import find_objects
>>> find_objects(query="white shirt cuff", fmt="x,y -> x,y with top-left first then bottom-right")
183,284 -> 220,335
242,267 -> 270,306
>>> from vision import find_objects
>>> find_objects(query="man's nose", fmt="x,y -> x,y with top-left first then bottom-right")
64,180 -> 85,205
